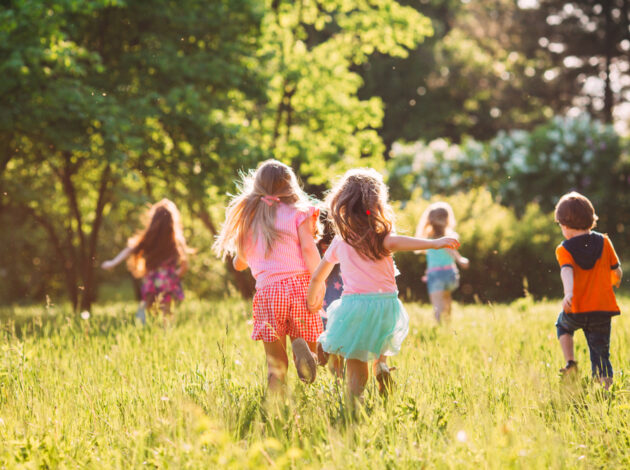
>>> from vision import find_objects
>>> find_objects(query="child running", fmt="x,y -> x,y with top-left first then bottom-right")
213,159 -> 323,392
416,202 -> 469,323
307,168 -> 459,398
101,199 -> 190,323
554,192 -> 623,389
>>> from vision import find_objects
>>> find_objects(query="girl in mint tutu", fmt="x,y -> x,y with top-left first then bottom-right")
307,168 -> 460,398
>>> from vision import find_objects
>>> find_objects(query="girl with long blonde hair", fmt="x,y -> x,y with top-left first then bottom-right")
213,159 -> 323,392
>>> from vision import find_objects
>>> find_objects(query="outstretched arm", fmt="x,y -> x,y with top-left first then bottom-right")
307,258 -> 335,313
447,248 -> 470,269
101,246 -> 133,270
384,234 -> 459,253
560,266 -> 574,313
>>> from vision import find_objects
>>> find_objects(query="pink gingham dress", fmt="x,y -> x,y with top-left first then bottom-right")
244,203 -> 324,342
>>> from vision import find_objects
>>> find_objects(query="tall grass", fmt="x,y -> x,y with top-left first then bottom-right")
1,296 -> 629,468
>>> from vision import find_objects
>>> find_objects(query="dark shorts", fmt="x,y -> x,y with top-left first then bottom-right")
556,312 -> 613,378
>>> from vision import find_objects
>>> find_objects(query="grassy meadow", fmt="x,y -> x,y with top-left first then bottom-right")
1,296 -> 630,469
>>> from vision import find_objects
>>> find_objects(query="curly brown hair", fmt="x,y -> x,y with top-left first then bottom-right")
326,168 -> 395,260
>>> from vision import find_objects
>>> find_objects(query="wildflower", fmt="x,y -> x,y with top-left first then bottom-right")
80,311 -> 90,320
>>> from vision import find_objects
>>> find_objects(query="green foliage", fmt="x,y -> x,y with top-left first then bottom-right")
535,0 -> 629,123
1,297 -> 630,467
358,0 -> 562,147
1,0 -> 265,307
253,0 -> 433,185
1,0 -> 434,305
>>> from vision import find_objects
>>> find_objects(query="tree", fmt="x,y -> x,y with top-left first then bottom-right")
536,0 -> 630,124
358,0 -> 577,148
1,0 -> 264,308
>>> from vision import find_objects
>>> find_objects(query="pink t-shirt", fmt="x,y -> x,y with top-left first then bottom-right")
324,236 -> 398,295
244,203 -> 319,290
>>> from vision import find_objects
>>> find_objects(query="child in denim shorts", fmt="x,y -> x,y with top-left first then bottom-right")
416,202 -> 469,323
554,192 -> 623,389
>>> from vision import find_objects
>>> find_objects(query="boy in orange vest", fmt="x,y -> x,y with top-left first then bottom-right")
554,192 -> 623,389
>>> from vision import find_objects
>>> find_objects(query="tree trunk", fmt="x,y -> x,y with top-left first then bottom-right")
603,0 -> 614,123
80,164 -> 112,311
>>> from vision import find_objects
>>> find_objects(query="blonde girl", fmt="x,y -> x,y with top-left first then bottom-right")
416,202 -> 469,323
307,169 -> 459,398
101,199 -> 190,322
213,160 -> 323,392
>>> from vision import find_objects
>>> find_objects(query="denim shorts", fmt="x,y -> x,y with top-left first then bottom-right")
556,312 -> 613,378
426,268 -> 459,294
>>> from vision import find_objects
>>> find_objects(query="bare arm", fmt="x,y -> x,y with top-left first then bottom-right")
101,246 -> 133,270
298,218 -> 321,275
307,258 -> 335,313
446,248 -> 470,269
233,253 -> 248,272
384,234 -> 460,253
613,266 -> 623,288
560,266 -> 574,313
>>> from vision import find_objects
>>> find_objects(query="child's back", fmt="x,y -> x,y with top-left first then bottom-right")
324,236 -> 397,295
245,203 -> 318,289
556,231 -> 620,315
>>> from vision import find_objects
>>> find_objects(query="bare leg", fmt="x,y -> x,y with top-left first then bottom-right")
329,354 -> 345,378
263,336 -> 289,393
559,334 -> 575,362
442,291 -> 452,322
346,359 -> 369,397
429,291 -> 446,323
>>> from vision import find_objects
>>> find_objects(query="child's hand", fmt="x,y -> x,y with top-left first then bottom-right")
101,260 -> 116,271
562,293 -> 573,313
435,237 -> 460,250
307,284 -> 325,314
421,274 -> 428,283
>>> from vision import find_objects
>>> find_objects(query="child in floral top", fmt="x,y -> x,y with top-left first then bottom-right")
102,199 -> 190,323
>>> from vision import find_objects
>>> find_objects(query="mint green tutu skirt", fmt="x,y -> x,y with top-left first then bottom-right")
318,292 -> 409,362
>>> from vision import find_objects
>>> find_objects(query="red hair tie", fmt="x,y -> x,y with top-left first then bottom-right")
366,210 -> 371,215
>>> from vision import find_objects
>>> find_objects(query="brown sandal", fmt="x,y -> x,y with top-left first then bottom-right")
292,338 -> 317,384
